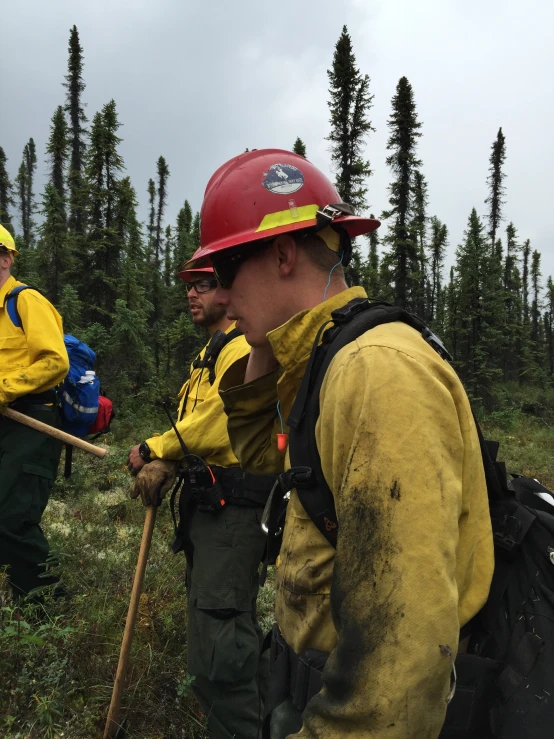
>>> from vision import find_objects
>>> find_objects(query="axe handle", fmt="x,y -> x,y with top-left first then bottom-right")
2,407 -> 107,458
103,506 -> 157,738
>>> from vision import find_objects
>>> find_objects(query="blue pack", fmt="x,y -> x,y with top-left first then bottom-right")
4,286 -> 100,437
61,335 -> 101,437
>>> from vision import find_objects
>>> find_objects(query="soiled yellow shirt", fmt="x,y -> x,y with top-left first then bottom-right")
220,287 -> 494,739
0,276 -> 69,404
146,324 -> 250,466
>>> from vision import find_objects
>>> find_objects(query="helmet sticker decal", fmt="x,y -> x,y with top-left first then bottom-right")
262,163 -> 304,195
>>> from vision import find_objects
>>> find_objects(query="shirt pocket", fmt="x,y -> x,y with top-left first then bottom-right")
0,335 -> 25,365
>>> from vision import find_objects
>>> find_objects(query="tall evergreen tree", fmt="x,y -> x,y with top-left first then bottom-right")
410,170 -> 429,318
146,178 -> 156,266
485,127 -> 506,248
327,26 -> 374,210
381,77 -> 422,308
46,106 -> 70,201
502,222 -> 523,381
174,199 -> 194,270
521,238 -> 531,325
454,208 -> 502,401
293,137 -> 307,157
36,108 -> 71,302
361,213 -> 380,297
84,102 -> 125,323
530,250 -> 542,345
428,217 -> 448,323
0,147 -> 14,232
64,25 -> 87,234
15,139 -> 37,247
327,26 -> 374,284
192,212 -> 201,250
545,277 -> 554,378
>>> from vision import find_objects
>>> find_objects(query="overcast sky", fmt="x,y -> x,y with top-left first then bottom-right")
3,0 -> 553,282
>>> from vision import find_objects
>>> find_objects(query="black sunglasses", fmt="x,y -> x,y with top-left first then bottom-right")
185,279 -> 218,294
212,242 -> 272,289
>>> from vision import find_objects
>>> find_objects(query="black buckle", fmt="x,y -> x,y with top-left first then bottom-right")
280,466 -> 314,492
421,327 -> 452,361
330,297 -> 371,325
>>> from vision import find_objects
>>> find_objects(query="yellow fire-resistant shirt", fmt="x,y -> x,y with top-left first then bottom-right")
0,276 -> 69,405
219,287 -> 494,739
146,324 -> 250,466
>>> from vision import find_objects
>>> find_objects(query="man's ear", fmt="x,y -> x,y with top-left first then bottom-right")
273,234 -> 297,278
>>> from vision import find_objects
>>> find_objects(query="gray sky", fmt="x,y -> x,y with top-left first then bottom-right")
4,0 -> 553,283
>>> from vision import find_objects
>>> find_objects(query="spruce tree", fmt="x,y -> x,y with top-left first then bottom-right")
545,277 -> 554,378
454,208 -> 502,402
47,106 -> 70,201
174,199 -> 194,270
146,178 -> 156,266
192,212 -> 201,249
381,77 -> 422,308
0,147 -> 14,232
103,100 -> 124,230
84,102 -> 126,323
15,140 -> 37,247
327,26 -> 374,209
293,138 -> 307,157
485,127 -> 506,248
36,183 -> 70,303
428,217 -> 448,323
522,238 -> 531,325
64,25 -> 87,234
327,26 -> 374,284
410,170 -> 428,318
502,222 -> 523,381
361,213 -> 380,297
530,250 -> 542,345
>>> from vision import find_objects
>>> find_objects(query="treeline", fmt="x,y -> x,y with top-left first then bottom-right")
1,25 -> 552,410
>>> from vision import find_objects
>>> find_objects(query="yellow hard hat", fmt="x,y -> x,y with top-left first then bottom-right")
0,224 -> 18,255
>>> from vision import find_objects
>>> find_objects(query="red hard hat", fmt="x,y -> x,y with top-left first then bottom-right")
177,247 -> 215,281
184,149 -> 380,268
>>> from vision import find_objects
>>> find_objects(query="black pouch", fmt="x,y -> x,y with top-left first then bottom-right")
439,653 -> 502,738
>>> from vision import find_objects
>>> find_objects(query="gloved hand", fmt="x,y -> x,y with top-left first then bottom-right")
130,459 -> 179,507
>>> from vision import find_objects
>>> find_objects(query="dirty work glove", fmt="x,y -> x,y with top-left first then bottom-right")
130,459 -> 179,507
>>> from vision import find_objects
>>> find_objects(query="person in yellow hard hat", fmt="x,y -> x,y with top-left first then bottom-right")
127,255 -> 276,739
182,150 -> 494,739
0,224 -> 69,599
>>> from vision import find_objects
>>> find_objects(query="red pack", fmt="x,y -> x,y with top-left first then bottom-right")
88,395 -> 114,435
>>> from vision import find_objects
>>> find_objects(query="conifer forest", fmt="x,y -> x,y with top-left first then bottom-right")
2,26 -> 552,410
1,21 -> 553,739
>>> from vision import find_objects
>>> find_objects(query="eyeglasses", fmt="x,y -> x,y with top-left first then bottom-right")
212,242 -> 272,289
185,279 -> 218,294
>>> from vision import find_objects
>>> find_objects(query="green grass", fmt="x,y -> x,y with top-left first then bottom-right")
1,394 -> 552,738
0,418 -> 276,739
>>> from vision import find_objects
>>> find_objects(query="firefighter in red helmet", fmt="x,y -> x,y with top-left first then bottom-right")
183,150 -> 493,739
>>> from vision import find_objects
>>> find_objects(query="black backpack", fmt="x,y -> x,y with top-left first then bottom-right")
277,297 -> 554,739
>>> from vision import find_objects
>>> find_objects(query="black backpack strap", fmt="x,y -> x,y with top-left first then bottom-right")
287,299 -> 428,547
183,328 -> 243,414
193,328 -> 243,385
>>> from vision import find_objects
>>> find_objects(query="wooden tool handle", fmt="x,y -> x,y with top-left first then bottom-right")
103,506 -> 158,739
2,407 -> 107,458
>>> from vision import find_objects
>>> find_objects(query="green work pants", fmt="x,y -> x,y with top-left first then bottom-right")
0,406 -> 62,598
186,503 -> 268,739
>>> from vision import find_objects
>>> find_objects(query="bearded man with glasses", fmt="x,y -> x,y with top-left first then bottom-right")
127,257 -> 275,739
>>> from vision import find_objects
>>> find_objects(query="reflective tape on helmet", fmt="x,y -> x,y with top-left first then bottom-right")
255,204 -> 319,233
